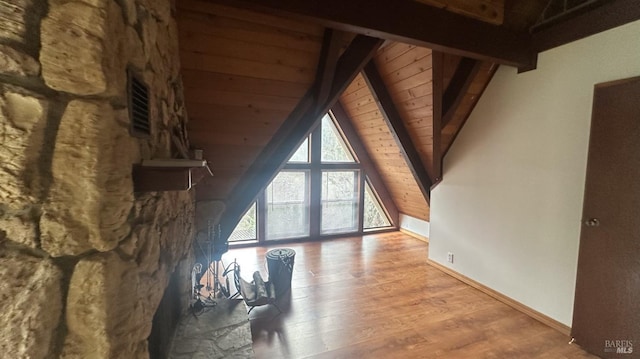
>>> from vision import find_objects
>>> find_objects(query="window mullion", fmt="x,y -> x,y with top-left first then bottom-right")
320,163 -> 361,170
257,192 -> 266,242
358,171 -> 365,233
310,125 -> 322,239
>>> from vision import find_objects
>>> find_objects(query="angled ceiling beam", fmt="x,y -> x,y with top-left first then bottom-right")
315,29 -> 344,106
362,61 -> 433,204
532,0 -> 640,53
331,102 -> 400,227
432,51 -> 445,187
441,57 -> 482,128
218,35 -> 384,240
207,0 -> 533,68
442,63 -> 499,157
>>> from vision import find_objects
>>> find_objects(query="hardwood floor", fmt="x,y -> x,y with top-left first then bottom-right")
220,232 -> 596,359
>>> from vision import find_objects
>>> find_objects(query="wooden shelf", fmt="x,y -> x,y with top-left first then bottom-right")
133,165 -> 193,192
132,159 -> 213,192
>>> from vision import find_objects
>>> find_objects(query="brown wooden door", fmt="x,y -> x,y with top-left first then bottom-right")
572,77 -> 640,358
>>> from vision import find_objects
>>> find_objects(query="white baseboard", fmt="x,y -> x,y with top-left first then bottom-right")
427,259 -> 571,336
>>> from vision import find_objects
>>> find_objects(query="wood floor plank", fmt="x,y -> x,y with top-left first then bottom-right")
220,232 -> 596,359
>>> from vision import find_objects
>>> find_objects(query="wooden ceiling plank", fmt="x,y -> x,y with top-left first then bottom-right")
376,47 -> 432,77
189,131 -> 272,147
383,72 -> 432,95
179,32 -> 321,69
204,0 -> 532,67
332,102 -> 400,227
390,83 -> 434,103
179,51 -> 316,84
376,43 -> 417,65
340,88 -> 374,106
188,123 -> 283,136
186,102 -> 290,126
362,61 -> 433,204
398,94 -> 434,111
177,0 -> 324,35
403,106 -> 435,119
177,12 -> 323,53
380,55 -> 434,86
181,70 -> 308,98
340,76 -> 374,103
406,114 -> 435,123
441,57 -> 483,128
217,35 -> 384,240
183,88 -> 301,111
347,99 -> 379,114
356,126 -> 393,136
349,112 -> 386,125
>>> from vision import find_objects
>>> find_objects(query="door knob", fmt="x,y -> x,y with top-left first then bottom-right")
584,218 -> 600,227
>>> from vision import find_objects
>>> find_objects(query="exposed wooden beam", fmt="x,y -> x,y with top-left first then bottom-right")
442,63 -> 499,157
414,0 -> 505,25
207,0 -> 533,68
315,29 -> 344,106
432,51 -> 445,187
331,102 -> 400,227
218,35 -> 384,240
362,61 -> 433,204
532,0 -> 640,53
442,57 -> 482,128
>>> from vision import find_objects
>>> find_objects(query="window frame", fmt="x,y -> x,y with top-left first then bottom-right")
229,111 -> 395,245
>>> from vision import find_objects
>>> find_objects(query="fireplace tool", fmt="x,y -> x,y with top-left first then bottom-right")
205,221 -> 229,298
190,263 -> 216,317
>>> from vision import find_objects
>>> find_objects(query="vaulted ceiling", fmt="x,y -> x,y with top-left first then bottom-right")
175,0 -> 638,237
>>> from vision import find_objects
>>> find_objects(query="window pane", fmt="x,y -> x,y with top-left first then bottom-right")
266,171 -> 310,239
364,180 -> 392,229
288,137 -> 309,163
321,171 -> 359,234
321,114 -> 355,163
229,202 -> 257,241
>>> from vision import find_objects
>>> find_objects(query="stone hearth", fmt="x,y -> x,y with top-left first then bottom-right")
169,298 -> 254,358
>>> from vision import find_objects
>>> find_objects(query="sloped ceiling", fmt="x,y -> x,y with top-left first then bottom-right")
373,44 -> 436,180
340,72 -> 431,221
176,0 -> 323,199
174,0 -> 637,231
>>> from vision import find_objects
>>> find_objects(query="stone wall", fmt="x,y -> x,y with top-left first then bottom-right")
0,0 -> 196,358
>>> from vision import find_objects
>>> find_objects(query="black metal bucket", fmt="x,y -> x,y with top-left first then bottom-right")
266,248 -> 296,298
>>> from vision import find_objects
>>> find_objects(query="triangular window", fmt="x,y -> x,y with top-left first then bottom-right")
321,114 -> 356,163
288,137 -> 309,163
229,202 -> 257,242
363,179 -> 392,230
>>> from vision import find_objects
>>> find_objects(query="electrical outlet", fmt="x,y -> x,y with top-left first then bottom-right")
447,252 -> 454,263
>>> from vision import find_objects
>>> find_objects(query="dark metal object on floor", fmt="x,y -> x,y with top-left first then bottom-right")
206,222 -> 228,299
231,260 -> 281,315
190,263 -> 216,317
266,248 -> 296,298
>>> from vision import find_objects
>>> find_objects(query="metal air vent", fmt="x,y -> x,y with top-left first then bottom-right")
128,71 -> 151,138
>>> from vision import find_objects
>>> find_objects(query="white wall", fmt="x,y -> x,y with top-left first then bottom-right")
399,214 -> 430,239
429,20 -> 640,326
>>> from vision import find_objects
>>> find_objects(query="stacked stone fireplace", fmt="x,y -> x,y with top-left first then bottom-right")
0,0 -> 198,357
